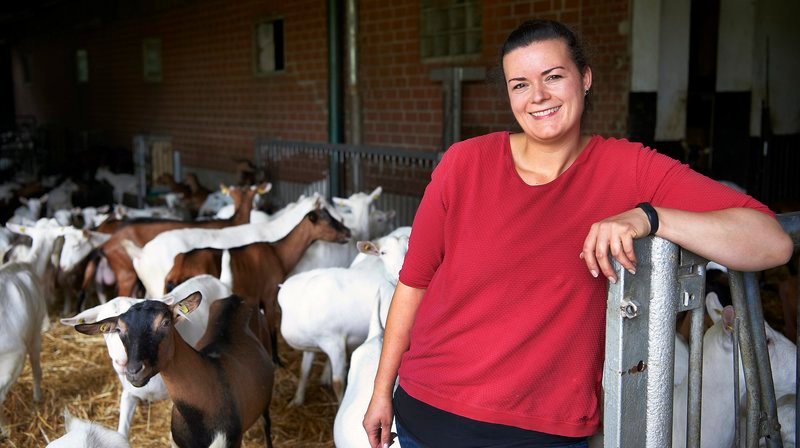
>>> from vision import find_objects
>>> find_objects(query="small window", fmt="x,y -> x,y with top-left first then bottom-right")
76,49 -> 89,83
254,18 -> 285,75
420,0 -> 481,60
142,38 -> 162,83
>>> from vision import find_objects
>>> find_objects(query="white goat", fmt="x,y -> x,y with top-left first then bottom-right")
0,263 -> 47,439
95,167 -> 138,205
278,233 -> 409,405
122,193 -> 323,297
672,293 -> 797,448
333,262 -> 399,447
288,187 -> 383,276
60,275 -> 232,438
9,194 -> 48,224
46,409 -> 130,448
45,179 -> 79,218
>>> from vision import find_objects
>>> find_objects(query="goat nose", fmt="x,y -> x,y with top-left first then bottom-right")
126,362 -> 144,376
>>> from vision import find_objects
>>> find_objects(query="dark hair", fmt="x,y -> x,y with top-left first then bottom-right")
499,20 -> 589,79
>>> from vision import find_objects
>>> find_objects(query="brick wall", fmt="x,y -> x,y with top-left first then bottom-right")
11,0 -> 631,174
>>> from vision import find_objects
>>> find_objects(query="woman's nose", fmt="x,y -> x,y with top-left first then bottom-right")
529,81 -> 549,103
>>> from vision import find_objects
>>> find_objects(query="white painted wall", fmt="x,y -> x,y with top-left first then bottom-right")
631,0 -> 662,92
716,0 -> 755,92
655,0 -> 691,141
750,0 -> 800,135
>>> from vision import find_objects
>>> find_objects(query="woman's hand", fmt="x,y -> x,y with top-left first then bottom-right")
581,207 -> 650,283
363,390 -> 396,448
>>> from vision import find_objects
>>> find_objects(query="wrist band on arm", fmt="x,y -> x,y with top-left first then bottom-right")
636,202 -> 659,235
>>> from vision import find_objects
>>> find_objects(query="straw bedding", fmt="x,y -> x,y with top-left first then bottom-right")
2,315 -> 338,447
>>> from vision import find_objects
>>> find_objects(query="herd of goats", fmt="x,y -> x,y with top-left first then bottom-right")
0,165 -> 797,447
0,165 -> 406,447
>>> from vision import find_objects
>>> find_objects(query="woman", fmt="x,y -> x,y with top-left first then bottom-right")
363,19 -> 793,447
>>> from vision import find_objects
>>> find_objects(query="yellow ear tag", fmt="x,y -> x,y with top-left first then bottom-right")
179,304 -> 189,314
78,319 -> 85,324
99,324 -> 108,332
19,227 -> 26,234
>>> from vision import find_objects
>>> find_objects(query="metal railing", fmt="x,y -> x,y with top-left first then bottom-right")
254,139 -> 441,227
604,211 -> 800,447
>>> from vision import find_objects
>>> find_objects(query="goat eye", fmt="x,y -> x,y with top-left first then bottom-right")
161,319 -> 171,328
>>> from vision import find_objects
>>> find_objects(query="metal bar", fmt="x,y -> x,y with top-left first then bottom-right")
742,271 -> 783,447
730,271 -> 763,448
686,303 -> 705,448
256,138 -> 441,161
734,317 -> 742,448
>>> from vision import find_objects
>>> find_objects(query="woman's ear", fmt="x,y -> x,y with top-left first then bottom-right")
583,66 -> 592,93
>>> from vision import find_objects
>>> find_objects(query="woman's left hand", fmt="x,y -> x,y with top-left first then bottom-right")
581,207 -> 650,283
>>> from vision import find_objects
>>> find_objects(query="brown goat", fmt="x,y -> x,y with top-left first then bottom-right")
98,184 -> 267,297
74,292 -> 274,448
164,208 -> 351,363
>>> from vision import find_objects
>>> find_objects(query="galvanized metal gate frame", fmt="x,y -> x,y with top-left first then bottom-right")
604,211 -> 800,448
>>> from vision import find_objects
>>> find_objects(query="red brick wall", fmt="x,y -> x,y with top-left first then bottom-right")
12,0 -> 631,172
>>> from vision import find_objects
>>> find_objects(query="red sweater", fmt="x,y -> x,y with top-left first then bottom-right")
397,132 -> 771,437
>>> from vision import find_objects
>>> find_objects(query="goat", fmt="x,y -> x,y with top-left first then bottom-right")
124,192 -> 319,298
278,233 -> 409,405
61,275 -> 234,438
95,167 -> 137,205
333,250 -> 400,447
0,263 -> 47,439
289,187 -> 383,276
671,293 -> 796,448
45,179 -> 79,218
72,290 -> 274,447
164,207 -> 351,364
98,183 -> 266,297
46,409 -> 130,448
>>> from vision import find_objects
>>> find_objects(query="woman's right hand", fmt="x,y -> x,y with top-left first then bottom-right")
363,390 -> 396,448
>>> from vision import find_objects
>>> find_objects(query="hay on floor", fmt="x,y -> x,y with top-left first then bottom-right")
2,315 -> 338,447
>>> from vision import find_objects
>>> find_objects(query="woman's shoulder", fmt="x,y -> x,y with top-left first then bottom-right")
448,131 -> 508,153
439,131 -> 508,166
590,135 -> 647,153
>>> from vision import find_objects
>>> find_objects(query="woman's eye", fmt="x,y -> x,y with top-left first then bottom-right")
546,74 -> 562,82
511,83 -> 526,91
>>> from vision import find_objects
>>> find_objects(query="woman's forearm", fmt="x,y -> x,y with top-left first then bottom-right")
655,207 -> 793,271
372,282 -> 425,396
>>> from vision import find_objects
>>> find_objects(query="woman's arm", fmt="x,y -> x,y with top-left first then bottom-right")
363,281 -> 425,448
582,207 -> 794,283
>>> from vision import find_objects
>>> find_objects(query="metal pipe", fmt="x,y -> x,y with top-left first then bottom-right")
346,0 -> 362,193
730,271 -> 763,448
687,303 -> 705,447
734,317 -> 742,448
742,271 -> 782,447
327,0 -> 344,198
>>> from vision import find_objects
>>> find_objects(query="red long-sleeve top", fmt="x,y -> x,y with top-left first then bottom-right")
397,132 -> 772,437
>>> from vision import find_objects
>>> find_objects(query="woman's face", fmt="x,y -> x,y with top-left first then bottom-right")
503,39 -> 591,144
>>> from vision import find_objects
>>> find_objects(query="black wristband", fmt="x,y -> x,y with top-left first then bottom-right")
636,202 -> 659,235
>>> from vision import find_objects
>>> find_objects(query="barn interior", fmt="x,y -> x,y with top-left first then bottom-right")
0,0 -> 798,447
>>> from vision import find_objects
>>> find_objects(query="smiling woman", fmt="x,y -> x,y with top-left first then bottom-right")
361,19 -> 793,448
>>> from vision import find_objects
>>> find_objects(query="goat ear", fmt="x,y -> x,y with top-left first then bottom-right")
357,240 -> 380,256
257,182 -> 271,194
721,306 -> 735,334
369,186 -> 382,200
220,184 -> 230,195
172,291 -> 203,321
705,292 -> 724,324
74,316 -> 119,335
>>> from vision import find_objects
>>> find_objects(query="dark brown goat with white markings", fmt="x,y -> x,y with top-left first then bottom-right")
75,291 -> 274,448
